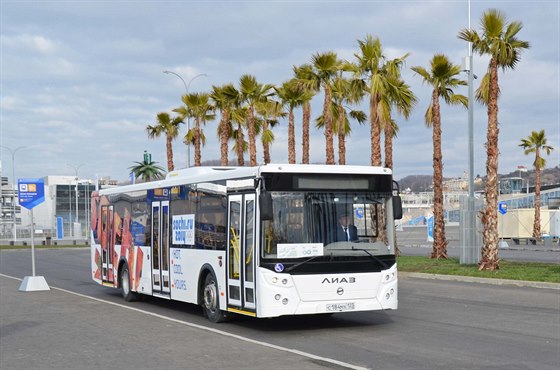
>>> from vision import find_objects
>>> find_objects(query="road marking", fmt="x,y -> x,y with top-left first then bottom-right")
1,273 -> 369,370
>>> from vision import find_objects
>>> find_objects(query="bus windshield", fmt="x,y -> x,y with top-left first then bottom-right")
261,191 -> 393,260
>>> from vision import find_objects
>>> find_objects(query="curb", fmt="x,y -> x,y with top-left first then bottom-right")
400,271 -> 560,290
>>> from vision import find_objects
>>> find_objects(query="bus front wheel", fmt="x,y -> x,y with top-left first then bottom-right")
121,264 -> 138,302
202,273 -> 227,323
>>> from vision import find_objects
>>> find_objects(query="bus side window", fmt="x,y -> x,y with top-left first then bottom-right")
196,192 -> 227,250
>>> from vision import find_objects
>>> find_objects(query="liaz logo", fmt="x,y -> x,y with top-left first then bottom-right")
322,277 -> 355,284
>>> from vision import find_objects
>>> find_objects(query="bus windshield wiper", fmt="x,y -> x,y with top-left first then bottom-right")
284,254 -> 326,273
347,246 -> 389,269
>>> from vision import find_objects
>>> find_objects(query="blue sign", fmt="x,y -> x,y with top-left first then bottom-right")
426,215 -> 434,242
18,178 -> 45,210
56,217 -> 64,239
355,207 -> 364,219
498,202 -> 508,215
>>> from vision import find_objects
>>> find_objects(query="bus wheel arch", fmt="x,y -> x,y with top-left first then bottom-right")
119,259 -> 138,302
198,265 -> 228,323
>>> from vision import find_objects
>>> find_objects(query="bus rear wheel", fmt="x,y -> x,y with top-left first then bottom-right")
202,273 -> 227,323
121,264 -> 138,302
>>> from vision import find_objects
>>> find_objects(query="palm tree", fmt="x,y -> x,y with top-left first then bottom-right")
311,52 -> 339,164
519,130 -> 554,238
383,74 -> 416,170
276,79 -> 311,164
129,156 -> 165,182
459,9 -> 530,270
230,106 -> 250,166
239,75 -> 274,166
329,75 -> 366,165
293,64 -> 320,164
175,93 -> 215,166
211,84 -> 239,166
353,35 -> 414,167
353,35 -> 415,247
412,54 -> 468,259
145,112 -> 182,172
256,99 -> 286,164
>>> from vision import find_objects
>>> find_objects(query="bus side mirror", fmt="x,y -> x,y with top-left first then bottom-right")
259,192 -> 273,221
393,195 -> 403,220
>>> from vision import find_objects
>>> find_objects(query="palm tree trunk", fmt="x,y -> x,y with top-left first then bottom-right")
431,90 -> 448,259
236,124 -> 244,166
384,123 -> 393,169
480,58 -> 500,271
220,109 -> 229,166
302,102 -> 311,164
263,120 -> 271,165
533,150 -> 542,238
289,108 -> 296,164
248,106 -> 257,166
338,105 -> 345,165
383,119 -> 398,255
324,86 -> 335,165
194,117 -> 201,166
166,134 -> 174,172
370,96 -> 382,167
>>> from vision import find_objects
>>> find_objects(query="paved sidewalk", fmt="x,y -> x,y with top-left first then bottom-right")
0,276 -> 353,370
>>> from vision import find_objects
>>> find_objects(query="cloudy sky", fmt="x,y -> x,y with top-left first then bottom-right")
1,0 -> 558,184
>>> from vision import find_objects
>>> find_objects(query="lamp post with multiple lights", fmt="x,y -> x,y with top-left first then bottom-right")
67,163 -> 83,238
1,145 -> 25,242
163,70 -> 207,168
460,0 -> 479,264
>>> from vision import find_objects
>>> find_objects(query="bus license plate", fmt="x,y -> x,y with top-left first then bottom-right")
326,302 -> 355,312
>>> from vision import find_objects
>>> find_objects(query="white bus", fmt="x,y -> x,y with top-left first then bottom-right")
90,164 -> 402,322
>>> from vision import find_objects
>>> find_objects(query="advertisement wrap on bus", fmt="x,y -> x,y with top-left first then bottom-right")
90,164 -> 402,322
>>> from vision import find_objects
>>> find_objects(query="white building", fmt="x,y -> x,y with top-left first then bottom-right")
1,175 -> 119,242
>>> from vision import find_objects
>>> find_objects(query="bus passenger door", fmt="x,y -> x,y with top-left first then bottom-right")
151,201 -> 170,295
227,194 -> 256,313
101,205 -> 115,284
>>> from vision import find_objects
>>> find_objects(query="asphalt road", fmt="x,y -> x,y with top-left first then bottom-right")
1,248 -> 559,370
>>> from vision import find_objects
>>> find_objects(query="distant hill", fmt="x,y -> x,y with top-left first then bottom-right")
397,175 -> 433,192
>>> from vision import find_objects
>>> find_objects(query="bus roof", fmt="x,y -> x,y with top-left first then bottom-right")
99,164 -> 392,195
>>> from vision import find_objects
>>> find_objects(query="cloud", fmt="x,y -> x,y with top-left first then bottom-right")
0,0 -> 558,183
1,33 -> 58,54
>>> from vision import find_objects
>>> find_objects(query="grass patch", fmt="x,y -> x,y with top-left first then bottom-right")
398,255 -> 560,283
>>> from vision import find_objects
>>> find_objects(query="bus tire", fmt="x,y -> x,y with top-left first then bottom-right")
202,273 -> 227,323
121,264 -> 138,302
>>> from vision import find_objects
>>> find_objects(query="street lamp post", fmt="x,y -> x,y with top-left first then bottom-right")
460,0 -> 479,264
163,70 -> 207,168
1,145 -> 25,243
67,164 -> 83,238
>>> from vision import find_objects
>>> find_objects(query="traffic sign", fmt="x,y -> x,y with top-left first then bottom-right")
498,201 -> 508,215
18,178 -> 45,210
17,178 -> 50,292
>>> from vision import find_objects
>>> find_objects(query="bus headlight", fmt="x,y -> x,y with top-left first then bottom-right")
383,271 -> 396,283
